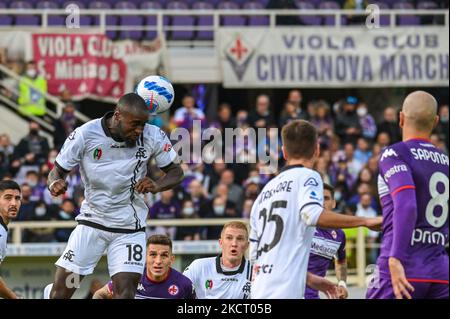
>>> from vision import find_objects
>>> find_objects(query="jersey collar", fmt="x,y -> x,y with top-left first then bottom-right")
101,112 -> 114,138
215,254 -> 246,276
279,164 -> 304,174
0,216 -> 8,232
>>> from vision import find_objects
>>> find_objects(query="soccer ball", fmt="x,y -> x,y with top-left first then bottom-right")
135,75 -> 175,115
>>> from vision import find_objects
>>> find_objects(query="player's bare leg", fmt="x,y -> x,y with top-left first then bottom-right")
111,272 -> 141,299
50,266 -> 85,299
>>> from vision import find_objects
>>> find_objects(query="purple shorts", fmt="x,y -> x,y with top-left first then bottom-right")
366,277 -> 449,299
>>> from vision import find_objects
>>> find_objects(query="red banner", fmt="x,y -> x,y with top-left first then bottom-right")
32,33 -> 127,100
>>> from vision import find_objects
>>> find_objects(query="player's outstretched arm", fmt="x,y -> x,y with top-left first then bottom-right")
135,162 -> 184,194
316,210 -> 382,231
306,272 -> 338,299
0,276 -> 18,299
47,162 -> 70,197
92,284 -> 112,299
334,259 -> 348,299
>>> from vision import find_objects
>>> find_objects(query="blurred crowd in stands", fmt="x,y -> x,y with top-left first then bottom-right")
1,83 -> 448,264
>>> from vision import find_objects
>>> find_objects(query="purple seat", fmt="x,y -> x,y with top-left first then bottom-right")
296,2 -> 322,25
165,1 -> 195,40
9,1 -> 34,9
243,1 -> 270,26
36,1 -> 60,9
62,1 -> 85,9
114,2 -> 143,40
141,1 -> 162,40
370,2 -> 390,26
394,2 -> 421,25
219,1 -> 246,26
88,1 -> 116,39
319,1 -> 347,25
0,2 -> 13,26
417,1 -> 438,24
192,1 -> 214,40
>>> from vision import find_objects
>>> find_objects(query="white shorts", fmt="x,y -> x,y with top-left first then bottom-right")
55,225 -> 146,276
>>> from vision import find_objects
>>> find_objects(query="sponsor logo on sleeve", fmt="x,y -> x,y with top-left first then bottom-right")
380,148 -> 398,161
304,177 -> 319,187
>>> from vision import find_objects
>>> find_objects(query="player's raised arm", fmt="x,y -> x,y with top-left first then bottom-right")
315,210 -> 382,231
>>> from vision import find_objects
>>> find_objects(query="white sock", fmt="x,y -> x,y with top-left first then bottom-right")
43,283 -> 53,299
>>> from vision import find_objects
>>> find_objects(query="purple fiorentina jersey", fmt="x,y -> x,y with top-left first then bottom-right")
305,228 -> 346,299
108,267 -> 195,299
376,138 -> 449,283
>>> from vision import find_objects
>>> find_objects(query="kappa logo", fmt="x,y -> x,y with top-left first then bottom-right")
225,34 -> 255,81
304,177 -> 319,187
380,148 -> 398,161
168,285 -> 179,296
137,283 -> 145,291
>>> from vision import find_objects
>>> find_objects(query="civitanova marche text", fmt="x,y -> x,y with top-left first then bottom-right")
168,120 -> 280,174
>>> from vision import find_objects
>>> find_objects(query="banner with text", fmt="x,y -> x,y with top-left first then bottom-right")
30,33 -> 166,101
219,27 -> 449,88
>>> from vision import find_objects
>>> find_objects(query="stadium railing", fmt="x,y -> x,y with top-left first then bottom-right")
8,219 -> 374,286
0,9 -> 448,45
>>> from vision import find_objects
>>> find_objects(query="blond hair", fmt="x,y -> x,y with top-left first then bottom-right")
221,221 -> 249,239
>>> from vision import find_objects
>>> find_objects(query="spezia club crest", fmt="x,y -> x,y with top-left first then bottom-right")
225,34 -> 255,81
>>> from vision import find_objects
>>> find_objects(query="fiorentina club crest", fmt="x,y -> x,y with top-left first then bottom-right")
225,34 -> 255,81
168,285 -> 179,296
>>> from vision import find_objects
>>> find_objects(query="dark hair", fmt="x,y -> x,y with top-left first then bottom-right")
323,183 -> 335,199
147,234 -> 172,251
0,180 -> 21,194
281,120 -> 318,160
116,93 -> 147,114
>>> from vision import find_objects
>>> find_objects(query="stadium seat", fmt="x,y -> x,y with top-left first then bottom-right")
370,2 -> 391,26
89,1 -> 117,40
394,2 -> 421,25
140,1 -> 162,40
0,2 -> 13,26
9,1 -> 41,26
167,1 -> 195,40
192,1 -> 214,40
115,2 -> 143,40
36,1 -> 60,9
218,1 -> 247,27
243,1 -> 270,26
319,1 -> 347,25
417,1 -> 439,24
296,1 -> 322,26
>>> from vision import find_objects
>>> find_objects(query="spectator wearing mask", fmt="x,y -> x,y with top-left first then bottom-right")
248,94 -> 275,129
24,170 -> 46,202
176,200 -> 202,241
53,104 -> 82,151
13,121 -> 50,167
148,190 -> 181,240
335,96 -> 362,145
187,180 -> 209,217
18,60 -> 48,117
212,169 -> 244,210
54,199 -> 77,242
377,106 -> 401,144
22,200 -> 55,242
356,102 -> 377,141
203,196 -> 238,240
16,183 -> 37,221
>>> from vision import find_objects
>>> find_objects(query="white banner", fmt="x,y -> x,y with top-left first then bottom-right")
219,27 -> 449,88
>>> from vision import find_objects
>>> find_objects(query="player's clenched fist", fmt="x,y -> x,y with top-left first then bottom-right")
48,179 -> 68,197
135,177 -> 160,194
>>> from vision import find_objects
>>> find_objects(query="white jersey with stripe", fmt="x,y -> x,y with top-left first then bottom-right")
183,255 -> 252,299
55,112 -> 177,231
0,219 -> 8,265
249,165 -> 324,299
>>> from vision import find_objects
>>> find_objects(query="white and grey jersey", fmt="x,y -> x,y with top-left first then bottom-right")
183,255 -> 252,299
0,218 -> 8,265
249,165 -> 325,299
55,112 -> 177,232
